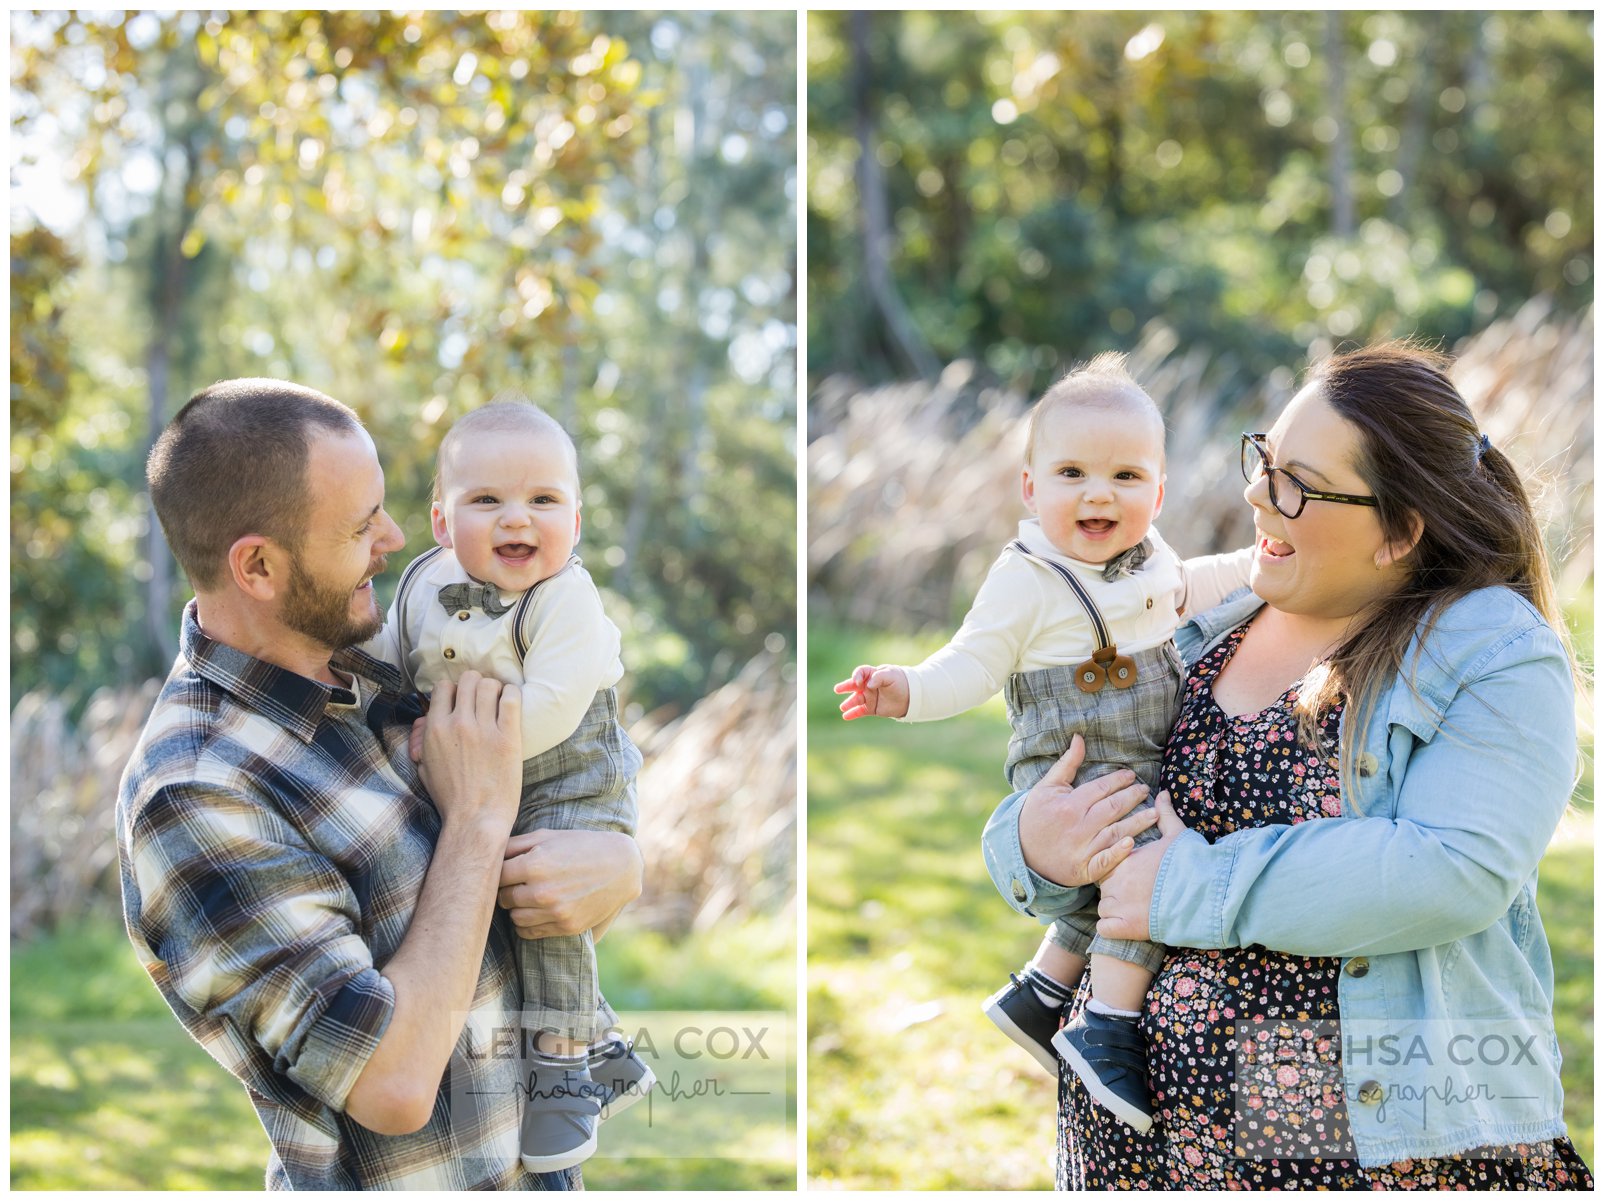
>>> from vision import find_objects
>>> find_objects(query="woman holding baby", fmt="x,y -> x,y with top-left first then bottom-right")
993,342 -> 1593,1188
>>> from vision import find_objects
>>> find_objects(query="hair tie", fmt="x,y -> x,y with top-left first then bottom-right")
1474,432 -> 1492,463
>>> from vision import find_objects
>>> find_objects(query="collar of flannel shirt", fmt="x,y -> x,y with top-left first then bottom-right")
180,601 -> 407,742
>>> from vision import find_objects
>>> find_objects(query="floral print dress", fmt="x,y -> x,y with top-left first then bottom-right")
1058,619 -> 1593,1190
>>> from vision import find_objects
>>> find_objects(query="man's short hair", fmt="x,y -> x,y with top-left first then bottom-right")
1025,351 -> 1165,464
147,379 -> 363,591
432,396 -> 579,502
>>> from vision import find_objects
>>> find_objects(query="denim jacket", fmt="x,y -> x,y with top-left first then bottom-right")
986,585 -> 1578,1167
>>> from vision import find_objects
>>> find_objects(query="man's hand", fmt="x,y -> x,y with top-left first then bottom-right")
1097,791 -> 1186,942
498,829 -> 643,939
346,674 -> 525,1136
833,664 -> 910,720
1017,734 -> 1158,888
408,716 -> 427,763
417,673 -> 521,834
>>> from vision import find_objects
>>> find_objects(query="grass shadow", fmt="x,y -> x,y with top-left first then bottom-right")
11,914 -> 795,1190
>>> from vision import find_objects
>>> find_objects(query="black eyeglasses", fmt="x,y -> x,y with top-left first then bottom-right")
1240,433 -> 1378,520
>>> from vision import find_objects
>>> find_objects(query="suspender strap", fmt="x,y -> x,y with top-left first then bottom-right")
391,545 -> 446,691
1009,540 -> 1114,651
394,547 -> 581,668
510,554 -> 582,660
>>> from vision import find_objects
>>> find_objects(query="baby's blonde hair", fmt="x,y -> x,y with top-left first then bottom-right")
432,395 -> 579,502
1024,352 -> 1165,464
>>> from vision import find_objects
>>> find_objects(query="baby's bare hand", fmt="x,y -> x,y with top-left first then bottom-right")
834,664 -> 909,720
833,666 -> 874,720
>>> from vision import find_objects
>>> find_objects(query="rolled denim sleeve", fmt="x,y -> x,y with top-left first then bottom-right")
1151,619 -> 1575,957
127,782 -> 395,1110
982,786 -> 1098,921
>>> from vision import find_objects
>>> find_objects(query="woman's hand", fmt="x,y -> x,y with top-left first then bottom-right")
498,829 -> 643,939
1017,734 -> 1161,888
1096,791 -> 1186,942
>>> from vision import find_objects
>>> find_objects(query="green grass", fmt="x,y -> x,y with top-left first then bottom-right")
10,912 -> 795,1190
12,1017 -> 270,1190
1544,838 -> 1595,1166
808,626 -> 1069,1189
807,623 -> 1595,1189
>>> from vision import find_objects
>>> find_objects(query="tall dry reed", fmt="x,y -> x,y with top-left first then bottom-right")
809,299 -> 1593,631
11,650 -> 797,942
10,681 -> 160,940
630,648 -> 797,932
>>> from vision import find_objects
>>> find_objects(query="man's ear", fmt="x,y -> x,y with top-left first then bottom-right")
431,502 -> 452,549
1375,510 -> 1425,570
227,535 -> 280,600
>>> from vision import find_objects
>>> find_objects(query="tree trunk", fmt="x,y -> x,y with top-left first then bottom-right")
615,106 -> 665,599
559,337 -> 578,431
679,15 -> 713,536
1105,56 -> 1126,221
1389,13 -> 1438,227
144,348 -> 175,665
143,127 -> 201,670
1464,12 -> 1491,119
850,10 -> 939,381
1325,12 -> 1355,238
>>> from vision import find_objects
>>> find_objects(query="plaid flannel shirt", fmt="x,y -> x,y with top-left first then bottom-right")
116,601 -> 577,1190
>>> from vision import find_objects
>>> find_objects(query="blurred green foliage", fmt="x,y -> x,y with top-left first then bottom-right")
11,10 -> 796,715
807,11 -> 1593,393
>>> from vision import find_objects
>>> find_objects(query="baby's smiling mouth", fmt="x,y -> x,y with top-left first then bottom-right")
1078,519 -> 1116,535
496,543 -> 536,561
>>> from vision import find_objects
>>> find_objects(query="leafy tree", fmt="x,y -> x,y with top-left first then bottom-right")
806,11 -> 1592,395
11,10 -> 796,714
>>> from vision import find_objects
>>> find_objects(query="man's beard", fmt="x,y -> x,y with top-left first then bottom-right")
282,558 -> 385,651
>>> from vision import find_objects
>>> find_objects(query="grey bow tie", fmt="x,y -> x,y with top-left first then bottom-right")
438,581 -> 512,617
1101,538 -> 1153,582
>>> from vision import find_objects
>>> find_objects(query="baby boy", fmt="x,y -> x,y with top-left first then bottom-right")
366,400 -> 652,1172
835,354 -> 1251,1131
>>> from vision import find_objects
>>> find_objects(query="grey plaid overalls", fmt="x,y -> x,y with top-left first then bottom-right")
393,548 -> 642,1043
998,544 -> 1178,974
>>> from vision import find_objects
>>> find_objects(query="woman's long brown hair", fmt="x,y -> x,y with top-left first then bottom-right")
1291,341 -> 1578,798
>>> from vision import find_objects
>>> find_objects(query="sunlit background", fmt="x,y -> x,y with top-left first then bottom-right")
806,10 -> 1592,1189
11,10 -> 796,1189
807,10 -> 1590,394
